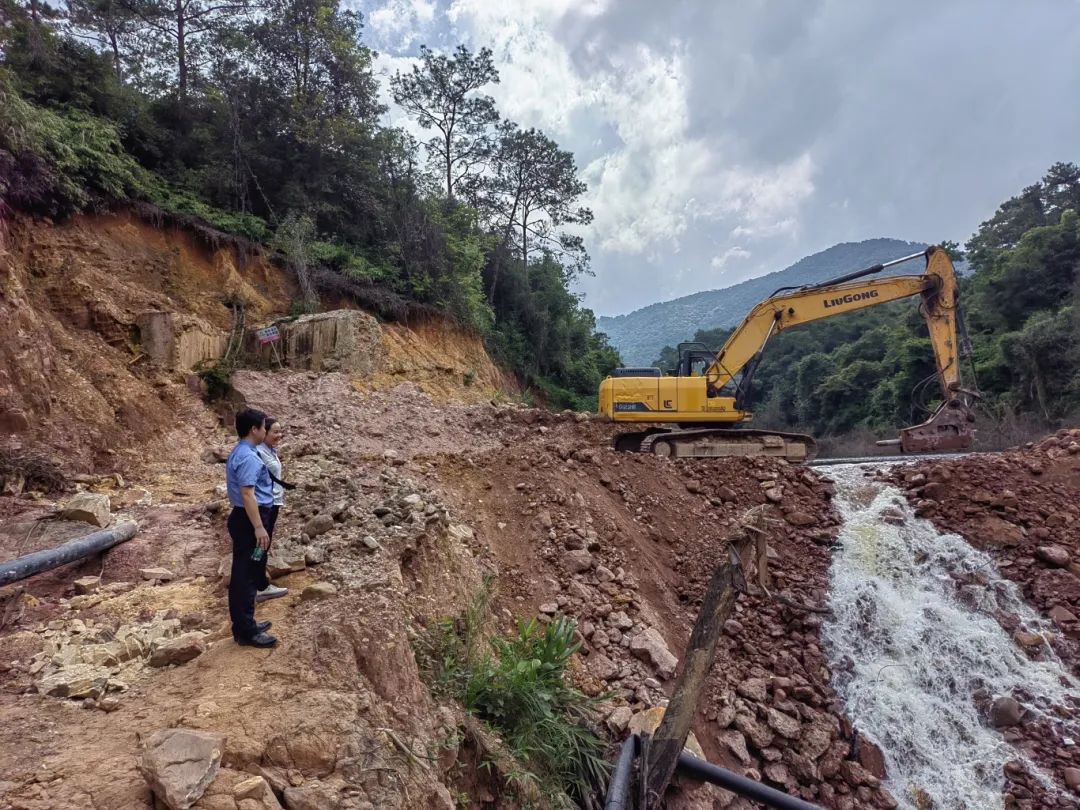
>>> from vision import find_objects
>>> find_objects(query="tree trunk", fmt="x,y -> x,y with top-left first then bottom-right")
445,132 -> 453,200
176,0 -> 187,100
521,214 -> 528,279
29,0 -> 40,24
644,526 -> 759,808
110,30 -> 122,82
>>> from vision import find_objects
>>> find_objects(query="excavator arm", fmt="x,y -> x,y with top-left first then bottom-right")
706,245 -> 976,452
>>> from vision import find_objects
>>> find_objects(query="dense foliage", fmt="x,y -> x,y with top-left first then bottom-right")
0,0 -> 619,408
655,164 -> 1080,438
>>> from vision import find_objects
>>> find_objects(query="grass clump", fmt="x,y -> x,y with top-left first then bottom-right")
418,587 -> 609,807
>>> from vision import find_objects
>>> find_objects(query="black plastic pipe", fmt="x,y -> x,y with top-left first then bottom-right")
604,735 -> 639,810
0,521 -> 138,586
675,752 -> 822,810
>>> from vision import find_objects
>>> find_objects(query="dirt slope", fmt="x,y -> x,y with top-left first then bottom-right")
0,365 -> 899,809
7,215 -> 1076,809
0,212 -> 509,471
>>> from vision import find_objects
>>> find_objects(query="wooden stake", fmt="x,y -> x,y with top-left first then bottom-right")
644,512 -> 766,807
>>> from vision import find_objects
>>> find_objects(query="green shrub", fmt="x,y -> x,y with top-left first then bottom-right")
195,359 -> 233,401
149,186 -> 271,242
417,589 -> 609,806
0,71 -> 151,216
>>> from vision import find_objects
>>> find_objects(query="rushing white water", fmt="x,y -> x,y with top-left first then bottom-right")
821,464 -> 1079,810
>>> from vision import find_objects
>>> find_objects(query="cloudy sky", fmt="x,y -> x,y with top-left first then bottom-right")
354,0 -> 1080,316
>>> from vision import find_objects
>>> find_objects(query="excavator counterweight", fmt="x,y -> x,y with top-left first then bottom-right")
599,246 -> 977,460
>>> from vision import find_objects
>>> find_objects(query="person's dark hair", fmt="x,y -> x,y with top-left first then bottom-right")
264,417 -> 278,433
235,408 -> 268,438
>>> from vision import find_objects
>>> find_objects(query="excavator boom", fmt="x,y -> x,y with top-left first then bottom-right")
599,246 -> 977,459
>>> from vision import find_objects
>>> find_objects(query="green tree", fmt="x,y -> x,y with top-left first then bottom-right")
119,0 -> 251,99
65,0 -> 139,80
390,44 -> 499,201
482,122 -> 592,296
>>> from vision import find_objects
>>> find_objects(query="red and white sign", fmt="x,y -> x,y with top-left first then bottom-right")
256,325 -> 281,345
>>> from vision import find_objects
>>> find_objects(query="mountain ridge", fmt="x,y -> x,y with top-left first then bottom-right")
597,238 -> 931,365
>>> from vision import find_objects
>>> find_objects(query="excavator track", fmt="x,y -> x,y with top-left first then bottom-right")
613,427 -> 818,463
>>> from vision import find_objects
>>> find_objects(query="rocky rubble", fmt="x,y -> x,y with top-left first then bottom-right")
891,428 -> 1080,808
4,606 -> 212,707
443,421 -> 899,808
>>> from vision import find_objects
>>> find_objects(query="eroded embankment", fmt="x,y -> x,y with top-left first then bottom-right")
2,372 -> 907,809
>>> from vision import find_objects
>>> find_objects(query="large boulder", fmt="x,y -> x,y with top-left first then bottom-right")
60,492 -> 112,527
280,310 -> 384,376
38,663 -> 111,699
303,514 -> 334,537
282,784 -> 335,810
628,627 -> 678,679
990,695 -> 1025,728
266,543 -> 306,578
139,728 -> 226,810
1036,545 -> 1071,568
149,633 -> 207,668
233,775 -> 283,809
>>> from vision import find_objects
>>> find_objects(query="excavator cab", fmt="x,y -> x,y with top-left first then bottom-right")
674,343 -> 716,377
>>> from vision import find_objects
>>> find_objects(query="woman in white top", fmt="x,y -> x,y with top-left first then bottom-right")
255,418 -> 288,602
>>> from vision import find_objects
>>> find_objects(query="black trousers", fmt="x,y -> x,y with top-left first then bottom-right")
257,505 -> 281,591
228,506 -> 272,640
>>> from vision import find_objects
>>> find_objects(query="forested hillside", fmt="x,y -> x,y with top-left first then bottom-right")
0,0 -> 619,410
597,238 -> 931,366
654,163 -> 1080,441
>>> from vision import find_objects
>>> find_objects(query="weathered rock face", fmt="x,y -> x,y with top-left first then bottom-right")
139,728 -> 225,810
138,310 -> 227,371
280,310 -> 383,376
60,492 -> 112,527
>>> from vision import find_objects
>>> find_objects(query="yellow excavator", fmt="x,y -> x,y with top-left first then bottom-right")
598,246 -> 978,461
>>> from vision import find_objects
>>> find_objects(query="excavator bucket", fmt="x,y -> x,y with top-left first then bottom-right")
878,398 -> 976,453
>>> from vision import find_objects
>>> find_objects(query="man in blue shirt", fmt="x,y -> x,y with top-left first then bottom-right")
226,407 -> 278,647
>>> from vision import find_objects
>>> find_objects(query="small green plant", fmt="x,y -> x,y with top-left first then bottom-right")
287,297 -> 318,318
416,586 -> 609,806
463,369 -> 476,387
195,359 -> 233,400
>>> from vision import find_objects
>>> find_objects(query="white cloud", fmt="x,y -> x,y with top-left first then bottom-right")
446,0 -> 600,135
368,0 -> 824,313
710,246 -> 751,269
367,0 -> 437,50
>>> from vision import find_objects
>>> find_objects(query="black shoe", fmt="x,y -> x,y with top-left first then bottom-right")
256,621 -> 272,634
235,632 -> 278,648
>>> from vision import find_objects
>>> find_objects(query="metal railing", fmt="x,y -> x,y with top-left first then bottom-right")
604,735 -> 822,810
